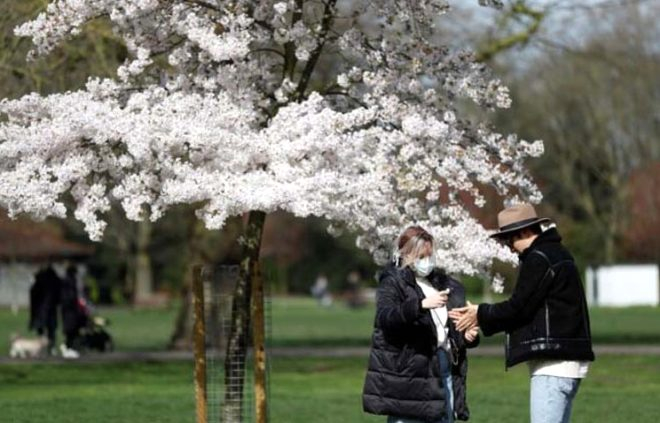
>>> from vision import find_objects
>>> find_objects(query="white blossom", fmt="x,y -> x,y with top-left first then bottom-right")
491,273 -> 506,294
273,2 -> 288,16
337,74 -> 350,88
0,0 -> 544,281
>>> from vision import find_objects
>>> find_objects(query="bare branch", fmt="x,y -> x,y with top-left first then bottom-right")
295,0 -> 338,100
249,48 -> 286,59
182,0 -> 222,13
323,90 -> 368,108
476,1 -> 545,62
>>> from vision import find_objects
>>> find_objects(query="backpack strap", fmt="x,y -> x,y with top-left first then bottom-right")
531,249 -> 551,265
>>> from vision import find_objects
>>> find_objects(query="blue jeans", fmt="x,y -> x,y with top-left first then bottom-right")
530,375 -> 582,423
387,349 -> 454,423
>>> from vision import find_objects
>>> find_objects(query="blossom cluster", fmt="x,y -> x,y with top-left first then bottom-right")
1,0 -> 542,286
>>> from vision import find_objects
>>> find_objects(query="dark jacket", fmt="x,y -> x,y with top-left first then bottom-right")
477,228 -> 595,368
363,264 -> 479,422
60,275 -> 88,335
29,267 -> 61,332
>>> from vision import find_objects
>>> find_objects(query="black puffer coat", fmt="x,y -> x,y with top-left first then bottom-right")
363,264 -> 479,422
477,228 -> 595,368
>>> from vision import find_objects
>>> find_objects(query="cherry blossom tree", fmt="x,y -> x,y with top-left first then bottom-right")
0,0 -> 542,420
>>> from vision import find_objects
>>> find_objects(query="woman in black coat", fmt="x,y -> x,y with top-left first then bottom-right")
29,265 -> 61,351
363,226 -> 479,423
60,265 -> 88,349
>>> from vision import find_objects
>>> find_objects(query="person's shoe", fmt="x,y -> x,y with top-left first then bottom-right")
59,344 -> 80,359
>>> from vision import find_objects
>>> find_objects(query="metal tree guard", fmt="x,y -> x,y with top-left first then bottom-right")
192,265 -> 269,423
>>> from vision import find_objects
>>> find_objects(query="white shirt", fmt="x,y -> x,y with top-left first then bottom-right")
528,360 -> 590,379
415,276 -> 449,350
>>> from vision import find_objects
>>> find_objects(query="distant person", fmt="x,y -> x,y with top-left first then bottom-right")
60,265 -> 87,358
81,282 -> 96,315
311,273 -> 332,307
29,265 -> 62,354
345,270 -> 366,309
449,204 -> 595,423
363,226 -> 479,423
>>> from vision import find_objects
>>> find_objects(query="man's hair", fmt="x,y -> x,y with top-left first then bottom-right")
505,223 -> 543,243
528,223 -> 543,236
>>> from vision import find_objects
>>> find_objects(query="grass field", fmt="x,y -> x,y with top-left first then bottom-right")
271,297 -> 660,347
2,298 -> 659,422
1,297 -> 659,353
0,306 -> 179,353
1,355 -> 659,422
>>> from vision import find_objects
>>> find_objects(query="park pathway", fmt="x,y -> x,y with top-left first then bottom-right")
1,344 -> 660,364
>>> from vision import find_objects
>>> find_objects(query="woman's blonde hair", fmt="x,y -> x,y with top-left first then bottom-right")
395,226 -> 434,267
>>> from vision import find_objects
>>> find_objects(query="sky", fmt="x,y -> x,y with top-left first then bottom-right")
440,0 -> 658,70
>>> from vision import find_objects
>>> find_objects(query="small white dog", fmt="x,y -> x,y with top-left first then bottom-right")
9,334 -> 49,358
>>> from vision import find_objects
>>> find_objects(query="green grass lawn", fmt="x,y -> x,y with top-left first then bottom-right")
1,355 -> 659,422
270,297 -> 376,347
0,306 -> 179,353
1,297 -> 659,353
270,297 -> 660,347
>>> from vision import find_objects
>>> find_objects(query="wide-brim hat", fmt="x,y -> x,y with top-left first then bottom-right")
490,203 -> 551,239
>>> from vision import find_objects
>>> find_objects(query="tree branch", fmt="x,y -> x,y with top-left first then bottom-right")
249,48 -> 286,59
295,0 -> 337,100
283,0 -> 304,80
253,19 -> 273,32
476,1 -> 545,62
183,0 -> 222,13
324,90 -> 367,108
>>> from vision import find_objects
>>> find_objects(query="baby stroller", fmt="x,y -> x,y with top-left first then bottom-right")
70,299 -> 114,353
60,266 -> 114,357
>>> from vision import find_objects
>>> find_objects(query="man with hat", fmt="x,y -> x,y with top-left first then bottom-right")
449,203 -> 594,423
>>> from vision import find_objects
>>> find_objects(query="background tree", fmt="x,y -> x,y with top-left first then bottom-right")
496,2 -> 660,266
0,0 -> 168,303
623,162 -> 660,263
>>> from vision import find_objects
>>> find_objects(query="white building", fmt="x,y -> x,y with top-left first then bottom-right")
585,264 -> 660,307
0,214 -> 92,310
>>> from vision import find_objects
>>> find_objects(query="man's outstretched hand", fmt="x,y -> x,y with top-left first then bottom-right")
448,301 -> 479,332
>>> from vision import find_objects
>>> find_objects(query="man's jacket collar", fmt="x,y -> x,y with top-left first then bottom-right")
519,227 -> 562,261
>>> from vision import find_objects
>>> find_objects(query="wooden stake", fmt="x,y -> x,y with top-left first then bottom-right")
252,264 -> 267,423
192,266 -> 207,423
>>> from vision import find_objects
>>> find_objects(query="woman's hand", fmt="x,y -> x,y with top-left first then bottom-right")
421,289 -> 449,309
464,325 -> 479,343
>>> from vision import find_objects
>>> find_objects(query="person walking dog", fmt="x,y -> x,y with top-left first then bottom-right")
363,226 -> 479,423
29,265 -> 62,354
449,204 -> 594,423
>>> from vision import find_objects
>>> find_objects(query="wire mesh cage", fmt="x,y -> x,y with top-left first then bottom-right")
194,265 -> 271,423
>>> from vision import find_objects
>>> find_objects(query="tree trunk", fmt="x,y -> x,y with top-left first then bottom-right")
482,279 -> 493,303
170,217 -> 206,350
133,220 -> 153,304
222,211 -> 266,423
193,266 -> 208,423
169,213 -> 245,350
602,222 -> 618,265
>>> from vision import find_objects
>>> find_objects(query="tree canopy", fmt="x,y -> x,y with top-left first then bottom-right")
0,1 -> 543,283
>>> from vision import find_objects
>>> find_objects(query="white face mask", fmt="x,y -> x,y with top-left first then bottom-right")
414,256 -> 435,277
